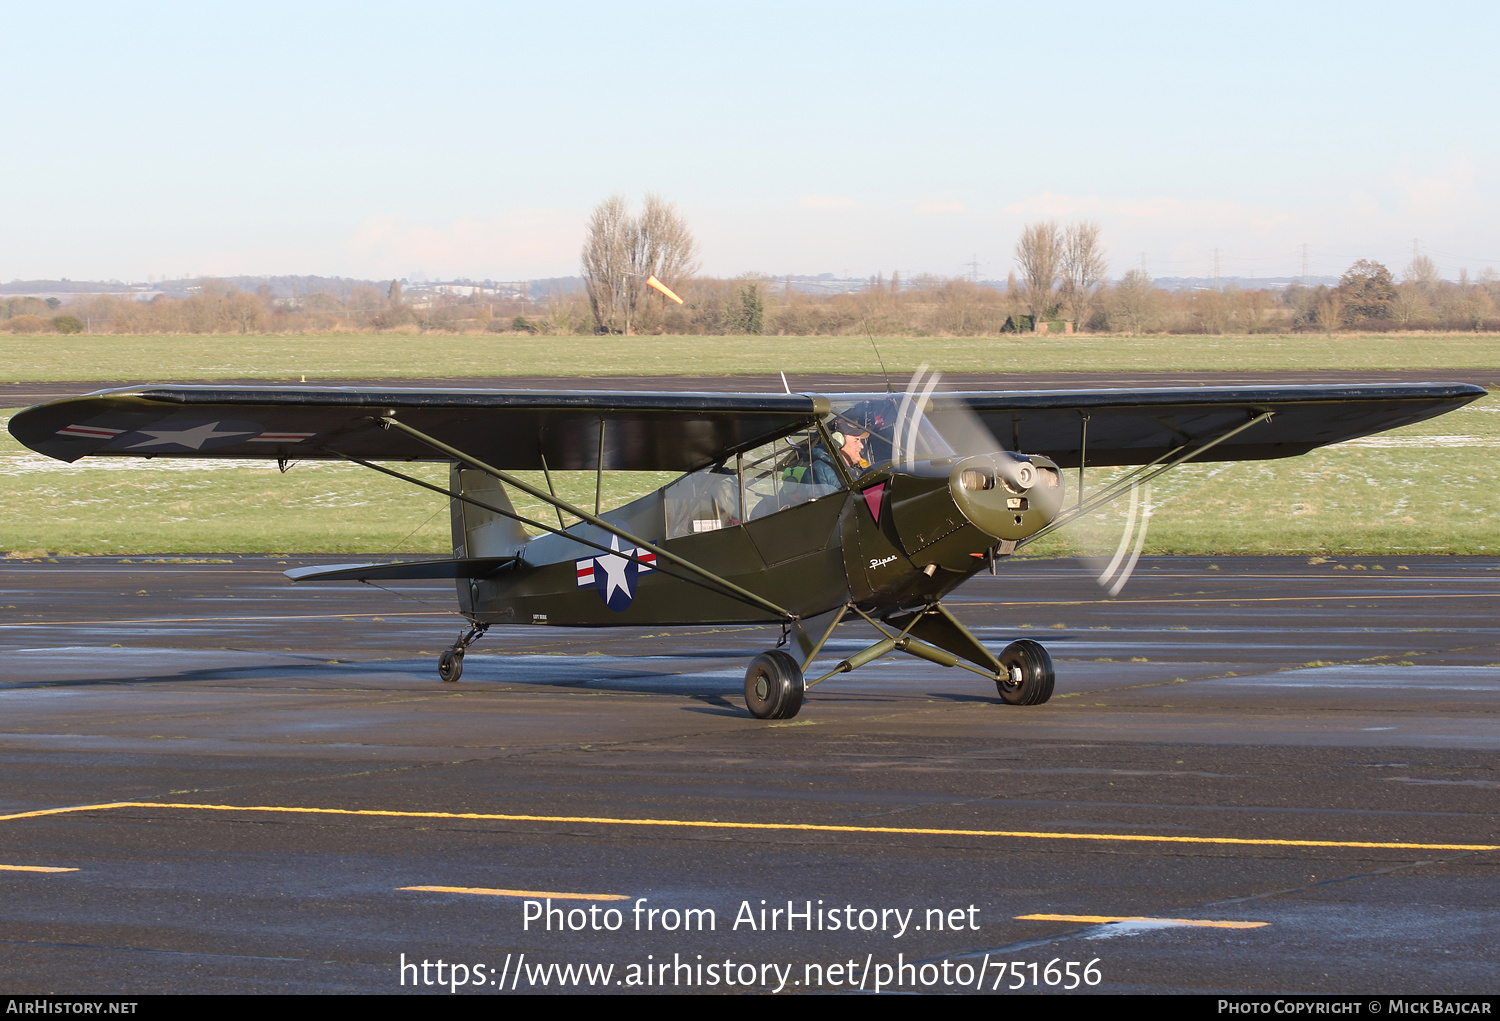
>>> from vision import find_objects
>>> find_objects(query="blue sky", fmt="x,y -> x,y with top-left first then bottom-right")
3,0 -> 1496,282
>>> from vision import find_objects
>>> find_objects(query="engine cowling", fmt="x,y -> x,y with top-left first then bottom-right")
885,451 -> 1065,568
948,451 -> 1065,541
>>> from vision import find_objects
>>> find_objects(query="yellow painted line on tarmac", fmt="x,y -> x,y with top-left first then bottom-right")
1,801 -> 1496,853
1017,913 -> 1267,929
969,592 -> 1500,609
0,611 -> 447,629
0,802 -> 139,822
401,885 -> 628,900
0,863 -> 77,873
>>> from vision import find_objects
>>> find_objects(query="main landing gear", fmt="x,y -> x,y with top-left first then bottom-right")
996,639 -> 1055,705
438,622 -> 489,683
742,605 -> 1056,720
743,651 -> 805,720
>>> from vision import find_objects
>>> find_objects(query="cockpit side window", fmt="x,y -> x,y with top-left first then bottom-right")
664,427 -> 851,537
664,463 -> 740,539
741,428 -> 842,520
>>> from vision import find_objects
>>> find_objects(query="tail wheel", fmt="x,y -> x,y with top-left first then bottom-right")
996,640 -> 1054,705
744,650 -> 805,720
438,648 -> 464,683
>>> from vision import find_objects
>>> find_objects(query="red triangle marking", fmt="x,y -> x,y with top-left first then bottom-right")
862,483 -> 885,522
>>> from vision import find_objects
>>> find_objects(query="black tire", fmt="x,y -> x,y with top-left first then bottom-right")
996,640 -> 1054,705
438,648 -> 464,683
744,650 -> 805,720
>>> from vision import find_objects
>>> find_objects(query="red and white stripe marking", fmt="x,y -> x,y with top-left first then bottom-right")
575,560 -> 595,586
56,424 -> 125,440
636,551 -> 655,572
248,432 -> 315,443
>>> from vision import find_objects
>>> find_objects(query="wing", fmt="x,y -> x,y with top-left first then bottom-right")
7,385 -> 830,472
921,382 -> 1487,467
9,382 -> 1484,472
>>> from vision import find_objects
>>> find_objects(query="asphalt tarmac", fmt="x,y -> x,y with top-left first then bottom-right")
1,554 -> 1497,995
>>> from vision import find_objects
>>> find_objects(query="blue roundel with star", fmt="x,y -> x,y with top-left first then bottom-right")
575,537 -> 656,611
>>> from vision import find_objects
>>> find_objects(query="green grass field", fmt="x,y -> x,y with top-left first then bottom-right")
1029,392 -> 1499,557
1,330 -> 1494,556
4,330 -> 1499,381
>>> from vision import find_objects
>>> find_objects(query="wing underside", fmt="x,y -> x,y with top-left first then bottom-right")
939,383 -> 1488,467
9,386 -> 828,472
7,382 -> 1485,471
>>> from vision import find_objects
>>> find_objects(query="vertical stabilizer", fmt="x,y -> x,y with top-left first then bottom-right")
450,465 -> 530,612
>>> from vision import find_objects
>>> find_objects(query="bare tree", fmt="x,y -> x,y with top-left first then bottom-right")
1404,252 -> 1440,291
1461,284 -> 1494,330
629,194 -> 699,334
1109,268 -> 1160,333
582,193 -> 699,335
1388,282 -> 1429,326
1014,220 -> 1062,328
582,194 -> 633,334
1060,220 -> 1106,330
1315,290 -> 1344,332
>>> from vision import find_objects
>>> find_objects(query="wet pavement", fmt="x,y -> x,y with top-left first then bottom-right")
1,555 -> 1497,994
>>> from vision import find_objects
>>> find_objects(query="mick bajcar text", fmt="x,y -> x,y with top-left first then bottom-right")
1219,1003 -> 1491,1014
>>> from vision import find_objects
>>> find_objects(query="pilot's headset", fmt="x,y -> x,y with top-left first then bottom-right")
828,424 -> 871,469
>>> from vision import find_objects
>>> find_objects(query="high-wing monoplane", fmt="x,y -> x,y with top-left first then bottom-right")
9,380 -> 1484,719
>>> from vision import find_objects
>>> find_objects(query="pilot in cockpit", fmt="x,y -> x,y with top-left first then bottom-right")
811,419 -> 871,488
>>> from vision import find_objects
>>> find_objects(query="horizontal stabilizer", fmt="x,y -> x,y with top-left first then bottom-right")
285,557 -> 518,583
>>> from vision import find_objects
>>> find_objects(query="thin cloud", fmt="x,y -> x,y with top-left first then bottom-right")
799,194 -> 859,209
912,200 -> 966,215
346,210 -> 580,279
1005,191 -> 1291,231
1389,159 -> 1479,213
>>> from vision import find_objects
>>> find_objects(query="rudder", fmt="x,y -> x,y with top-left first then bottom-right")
450,465 -> 530,613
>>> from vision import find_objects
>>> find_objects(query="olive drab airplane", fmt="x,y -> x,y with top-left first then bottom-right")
9,379 -> 1485,720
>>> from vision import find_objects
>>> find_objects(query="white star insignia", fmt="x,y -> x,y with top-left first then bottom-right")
127,422 -> 256,450
595,535 -> 632,602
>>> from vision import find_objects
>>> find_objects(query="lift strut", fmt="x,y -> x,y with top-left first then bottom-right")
368,415 -> 795,622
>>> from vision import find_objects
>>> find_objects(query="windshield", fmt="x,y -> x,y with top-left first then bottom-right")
829,396 -> 955,471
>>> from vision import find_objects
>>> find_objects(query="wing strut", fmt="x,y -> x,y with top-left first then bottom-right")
372,415 -> 797,622
538,450 -> 567,530
594,417 -> 606,516
329,450 -> 793,620
1022,410 -> 1274,547
1077,413 -> 1089,511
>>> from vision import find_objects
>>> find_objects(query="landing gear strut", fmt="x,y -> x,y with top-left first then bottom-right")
438,622 -> 489,683
740,605 -> 1057,719
744,650 -> 804,720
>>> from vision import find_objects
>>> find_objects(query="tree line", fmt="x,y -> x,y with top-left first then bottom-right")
7,266 -> 1491,337
3,202 -> 1496,335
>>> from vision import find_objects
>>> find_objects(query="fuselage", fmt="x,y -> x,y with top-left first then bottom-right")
463,450 -> 1064,628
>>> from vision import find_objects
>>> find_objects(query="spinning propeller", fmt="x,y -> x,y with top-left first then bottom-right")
891,364 -> 1153,596
1094,482 -> 1152,596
